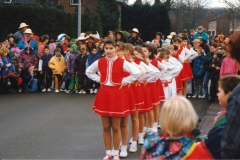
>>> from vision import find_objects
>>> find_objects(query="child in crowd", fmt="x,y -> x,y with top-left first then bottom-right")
0,47 -> 14,94
48,48 -> 66,93
74,43 -> 88,94
220,51 -> 239,78
141,96 -> 213,159
66,44 -> 79,93
209,52 -> 222,101
201,75 -> 240,159
38,46 -> 53,92
97,41 -> 105,57
192,47 -> 205,98
219,46 -> 227,61
20,64 -> 38,93
86,46 -> 101,94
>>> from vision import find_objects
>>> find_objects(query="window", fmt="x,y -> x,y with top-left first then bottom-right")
4,0 -> 12,3
70,0 -> 81,5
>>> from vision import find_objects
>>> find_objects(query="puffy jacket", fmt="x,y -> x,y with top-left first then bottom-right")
48,55 -> 66,75
17,37 -> 38,55
194,31 -> 209,42
192,54 -> 205,77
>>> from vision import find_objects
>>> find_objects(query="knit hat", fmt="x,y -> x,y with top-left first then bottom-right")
215,51 -> 222,59
7,33 -> 14,40
71,44 -> 78,53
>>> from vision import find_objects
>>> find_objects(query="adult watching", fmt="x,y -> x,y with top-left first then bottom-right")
14,22 -> 29,44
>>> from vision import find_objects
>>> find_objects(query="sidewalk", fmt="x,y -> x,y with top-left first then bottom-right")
197,102 -> 222,135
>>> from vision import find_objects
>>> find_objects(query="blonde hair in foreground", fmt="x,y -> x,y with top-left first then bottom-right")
160,96 -> 198,137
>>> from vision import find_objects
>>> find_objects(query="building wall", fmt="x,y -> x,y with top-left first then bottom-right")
217,16 -> 230,35
196,12 -> 215,30
208,21 -> 217,37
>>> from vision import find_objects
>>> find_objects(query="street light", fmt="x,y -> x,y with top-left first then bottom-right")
78,0 -> 81,37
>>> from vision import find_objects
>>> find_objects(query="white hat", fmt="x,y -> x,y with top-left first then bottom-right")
56,33 -> 66,42
24,28 -> 33,34
76,33 -> 86,41
18,22 -> 29,29
130,28 -> 141,35
167,32 -> 176,39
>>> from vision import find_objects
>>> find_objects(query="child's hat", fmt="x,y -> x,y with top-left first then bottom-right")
7,33 -> 14,40
56,33 -> 66,42
215,51 -> 222,59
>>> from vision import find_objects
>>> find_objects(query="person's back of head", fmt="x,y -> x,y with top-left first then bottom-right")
160,96 -> 198,138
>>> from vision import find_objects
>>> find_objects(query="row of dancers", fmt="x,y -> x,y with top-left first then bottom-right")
85,35 -> 198,160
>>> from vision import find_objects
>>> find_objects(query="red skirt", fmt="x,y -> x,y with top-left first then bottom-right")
139,83 -> 153,112
131,82 -> 144,108
180,62 -> 193,82
122,85 -> 136,114
175,75 -> 183,91
147,82 -> 160,106
93,85 -> 130,117
156,79 -> 165,101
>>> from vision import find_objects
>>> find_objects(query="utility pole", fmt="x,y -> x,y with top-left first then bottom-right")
78,0 -> 81,37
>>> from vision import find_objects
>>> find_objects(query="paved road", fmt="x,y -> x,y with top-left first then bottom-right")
0,92 -> 209,159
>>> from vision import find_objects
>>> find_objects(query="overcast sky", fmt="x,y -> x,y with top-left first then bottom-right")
128,0 -> 230,8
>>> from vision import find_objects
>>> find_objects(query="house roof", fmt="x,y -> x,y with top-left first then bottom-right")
209,11 -> 231,22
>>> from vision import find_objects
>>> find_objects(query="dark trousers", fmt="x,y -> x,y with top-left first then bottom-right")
210,76 -> 219,99
9,77 -> 18,90
54,74 -> 62,90
89,79 -> 99,89
0,77 -> 8,93
78,74 -> 88,91
43,71 -> 53,89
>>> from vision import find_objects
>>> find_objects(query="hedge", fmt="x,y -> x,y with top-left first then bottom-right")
0,4 -> 78,41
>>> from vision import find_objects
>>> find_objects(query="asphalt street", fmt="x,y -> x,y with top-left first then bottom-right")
0,92 -> 208,159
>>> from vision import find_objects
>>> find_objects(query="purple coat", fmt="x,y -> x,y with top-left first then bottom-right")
67,51 -> 79,73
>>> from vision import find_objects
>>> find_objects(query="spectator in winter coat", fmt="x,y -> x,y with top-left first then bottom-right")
127,28 -> 143,46
38,46 -> 53,92
220,52 -> 239,78
188,29 -> 195,43
66,44 -> 79,93
115,31 -> 127,43
192,47 -> 205,98
14,23 -> 28,44
20,64 -> 38,93
17,29 -> 38,55
38,35 -> 49,57
193,26 -> 209,42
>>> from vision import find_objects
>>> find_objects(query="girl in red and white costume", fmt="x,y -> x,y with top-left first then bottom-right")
115,42 -> 144,157
86,40 -> 141,160
174,36 -> 198,96
142,44 -> 167,132
159,50 -> 182,98
133,46 -> 156,144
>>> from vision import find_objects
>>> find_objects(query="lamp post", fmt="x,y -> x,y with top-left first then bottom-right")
78,0 -> 81,36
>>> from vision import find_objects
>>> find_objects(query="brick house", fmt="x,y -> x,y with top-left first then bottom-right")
195,12 -> 215,31
208,12 -> 234,37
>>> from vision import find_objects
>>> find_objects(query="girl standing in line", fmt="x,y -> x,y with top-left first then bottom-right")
86,40 -> 141,160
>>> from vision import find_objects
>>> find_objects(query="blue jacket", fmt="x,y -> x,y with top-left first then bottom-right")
193,31 -> 209,42
192,54 -> 205,77
86,54 -> 101,68
40,54 -> 53,71
1,57 -> 14,76
17,37 -> 38,55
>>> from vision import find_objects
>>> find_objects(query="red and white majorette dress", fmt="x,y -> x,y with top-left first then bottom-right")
134,59 -> 154,112
145,58 -> 161,106
174,52 -> 184,91
152,58 -> 167,101
168,56 -> 183,96
177,46 -> 197,82
159,59 -> 181,99
86,56 -> 141,117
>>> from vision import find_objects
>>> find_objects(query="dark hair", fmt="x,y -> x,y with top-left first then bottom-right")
65,35 -> 70,42
90,46 -> 97,52
173,45 -> 178,51
181,35 -> 188,41
229,32 -> 240,63
67,44 -> 72,48
210,44 -> 217,48
155,32 -> 163,39
54,47 -> 61,53
219,75 -> 240,94
173,38 -> 182,43
44,45 -> 50,50
116,41 -> 125,51
142,44 -> 155,59
24,47 -> 33,54
41,34 -> 49,42
103,40 -> 116,48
